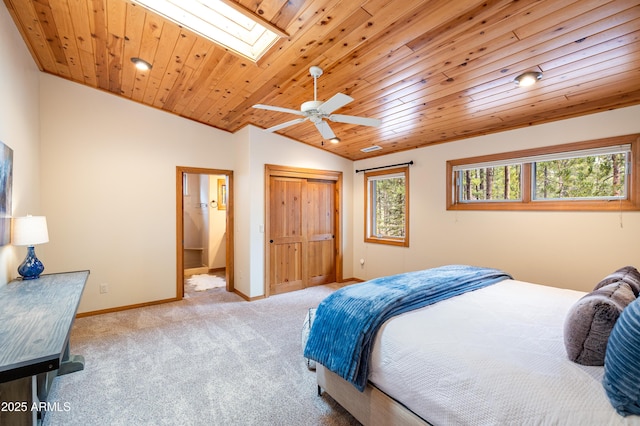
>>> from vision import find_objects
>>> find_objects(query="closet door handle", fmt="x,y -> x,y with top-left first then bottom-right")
270,239 -> 274,243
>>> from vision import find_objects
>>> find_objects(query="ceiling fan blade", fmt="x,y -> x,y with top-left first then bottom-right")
329,114 -> 382,127
265,117 -> 307,132
253,104 -> 304,116
315,120 -> 336,139
317,93 -> 353,115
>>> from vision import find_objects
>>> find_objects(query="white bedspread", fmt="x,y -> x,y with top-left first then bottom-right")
368,279 -> 640,425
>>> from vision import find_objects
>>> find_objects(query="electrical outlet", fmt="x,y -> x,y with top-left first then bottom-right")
99,283 -> 108,294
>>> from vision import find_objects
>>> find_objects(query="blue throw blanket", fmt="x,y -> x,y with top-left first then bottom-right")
303,264 -> 512,391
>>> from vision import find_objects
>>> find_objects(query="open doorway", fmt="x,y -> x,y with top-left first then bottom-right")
176,166 -> 234,299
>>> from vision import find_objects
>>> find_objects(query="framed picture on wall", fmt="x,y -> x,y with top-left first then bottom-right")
217,178 -> 227,210
0,141 -> 13,246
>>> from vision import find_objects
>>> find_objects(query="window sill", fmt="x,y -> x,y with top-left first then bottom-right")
447,200 -> 640,212
365,237 -> 409,247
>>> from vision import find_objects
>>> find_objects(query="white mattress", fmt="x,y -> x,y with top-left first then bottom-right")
368,279 -> 640,425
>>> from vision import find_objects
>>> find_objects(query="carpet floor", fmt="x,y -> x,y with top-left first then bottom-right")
42,284 -> 360,426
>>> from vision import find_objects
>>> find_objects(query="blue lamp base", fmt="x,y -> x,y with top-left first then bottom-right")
18,246 -> 45,280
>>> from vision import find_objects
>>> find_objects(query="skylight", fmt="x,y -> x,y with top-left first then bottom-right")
133,0 -> 283,62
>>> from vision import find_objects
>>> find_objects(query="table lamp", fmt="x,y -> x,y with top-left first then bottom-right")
12,215 -> 49,280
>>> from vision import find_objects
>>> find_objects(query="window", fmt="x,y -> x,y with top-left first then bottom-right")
459,164 -> 522,202
132,0 -> 284,62
447,134 -> 640,211
365,166 -> 409,246
533,151 -> 627,201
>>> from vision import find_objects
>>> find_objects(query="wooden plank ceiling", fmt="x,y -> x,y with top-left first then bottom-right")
4,0 -> 640,160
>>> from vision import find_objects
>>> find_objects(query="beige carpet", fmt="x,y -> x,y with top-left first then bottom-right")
42,284 -> 360,426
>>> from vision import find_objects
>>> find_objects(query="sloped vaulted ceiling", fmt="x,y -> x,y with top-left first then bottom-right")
4,0 -> 640,160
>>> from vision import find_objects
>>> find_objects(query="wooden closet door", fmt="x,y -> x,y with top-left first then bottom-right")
268,176 -> 336,295
306,179 -> 336,286
269,176 -> 306,294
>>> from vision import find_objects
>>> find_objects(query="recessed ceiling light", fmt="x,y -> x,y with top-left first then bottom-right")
131,57 -> 152,71
514,71 -> 542,87
329,137 -> 341,144
132,0 -> 285,62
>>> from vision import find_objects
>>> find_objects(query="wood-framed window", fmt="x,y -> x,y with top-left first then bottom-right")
446,134 -> 640,211
365,166 -> 409,247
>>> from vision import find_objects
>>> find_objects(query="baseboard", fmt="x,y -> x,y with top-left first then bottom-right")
233,289 -> 264,301
78,277 -> 358,317
76,297 -> 180,318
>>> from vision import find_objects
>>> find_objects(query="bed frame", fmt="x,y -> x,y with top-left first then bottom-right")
316,364 -> 429,426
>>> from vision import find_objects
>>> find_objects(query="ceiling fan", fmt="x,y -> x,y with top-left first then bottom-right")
253,66 -> 381,142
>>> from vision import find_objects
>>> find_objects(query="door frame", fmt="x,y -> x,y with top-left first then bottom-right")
264,164 -> 343,297
176,166 -> 234,299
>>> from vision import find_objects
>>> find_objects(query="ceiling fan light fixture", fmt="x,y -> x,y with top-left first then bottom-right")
514,71 -> 542,87
302,100 -> 323,113
253,66 -> 381,141
131,57 -> 152,71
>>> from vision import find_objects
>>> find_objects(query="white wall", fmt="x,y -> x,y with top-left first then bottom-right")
38,75 -> 239,313
352,105 -> 640,292
38,75 -> 353,311
6,0 -> 638,308
233,126 -> 354,297
183,173 -> 205,261
208,174 -> 227,269
0,5 -> 42,286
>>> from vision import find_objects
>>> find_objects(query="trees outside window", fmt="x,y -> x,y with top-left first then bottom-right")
460,165 -> 521,202
365,166 -> 409,246
447,134 -> 639,211
533,154 -> 626,200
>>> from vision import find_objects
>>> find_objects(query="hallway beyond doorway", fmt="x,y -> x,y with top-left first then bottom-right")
176,166 -> 234,299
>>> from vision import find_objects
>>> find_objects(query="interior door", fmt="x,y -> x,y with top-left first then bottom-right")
306,179 -> 336,286
269,176 -> 305,294
268,176 -> 336,295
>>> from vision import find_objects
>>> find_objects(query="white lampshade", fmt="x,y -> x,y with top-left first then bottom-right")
12,216 -> 49,246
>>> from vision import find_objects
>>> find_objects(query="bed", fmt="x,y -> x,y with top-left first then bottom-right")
304,265 -> 640,425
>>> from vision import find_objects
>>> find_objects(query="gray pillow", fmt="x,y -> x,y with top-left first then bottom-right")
593,266 -> 640,297
564,282 -> 636,366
